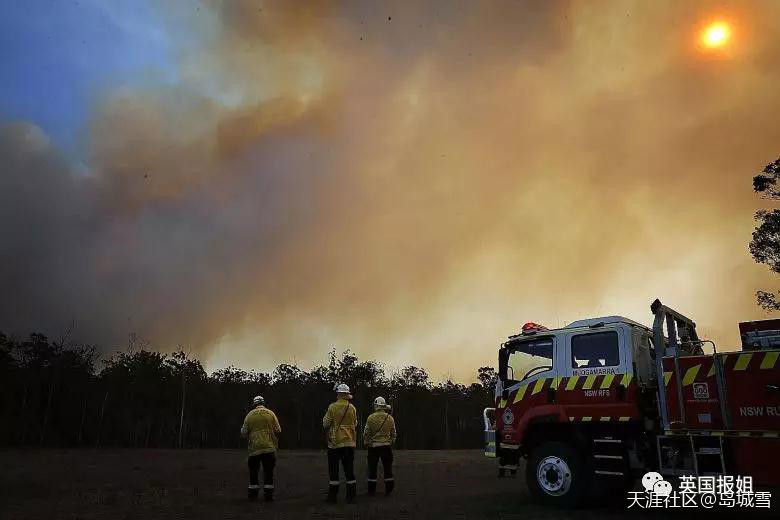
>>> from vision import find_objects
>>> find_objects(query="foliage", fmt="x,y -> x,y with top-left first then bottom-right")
751,157 -> 780,310
0,333 -> 494,449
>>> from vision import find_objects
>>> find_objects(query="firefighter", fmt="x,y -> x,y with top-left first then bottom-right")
363,396 -> 396,496
240,395 -> 281,502
322,383 -> 358,503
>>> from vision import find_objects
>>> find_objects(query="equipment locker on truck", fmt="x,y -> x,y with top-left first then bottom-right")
483,299 -> 780,507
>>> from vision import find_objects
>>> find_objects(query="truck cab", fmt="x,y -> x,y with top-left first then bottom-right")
495,317 -> 654,444
486,317 -> 654,505
484,300 -> 780,507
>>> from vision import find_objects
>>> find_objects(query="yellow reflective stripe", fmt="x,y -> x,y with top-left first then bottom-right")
712,431 -> 724,437
619,416 -> 630,422
734,353 -> 753,371
682,364 -> 701,386
499,399 -> 506,408
551,376 -> 561,390
581,416 -> 592,422
600,374 -> 615,389
738,431 -> 751,437
763,432 -> 779,438
620,373 -> 633,386
566,376 -> 580,390
582,375 -> 597,390
664,371 -> 672,386
531,377 -> 546,395
599,416 -> 611,422
760,351 -> 779,370
707,363 -> 716,377
485,452 -> 497,457
513,384 -> 528,404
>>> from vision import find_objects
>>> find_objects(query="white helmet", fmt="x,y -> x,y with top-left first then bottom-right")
252,395 -> 265,406
335,383 -> 351,394
374,396 -> 387,408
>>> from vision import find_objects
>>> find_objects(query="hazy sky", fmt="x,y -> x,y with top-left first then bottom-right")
2,1 -> 779,382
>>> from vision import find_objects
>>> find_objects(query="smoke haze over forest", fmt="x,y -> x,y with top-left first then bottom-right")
2,0 -> 780,381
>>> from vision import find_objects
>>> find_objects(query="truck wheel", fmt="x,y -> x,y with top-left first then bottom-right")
526,441 -> 591,508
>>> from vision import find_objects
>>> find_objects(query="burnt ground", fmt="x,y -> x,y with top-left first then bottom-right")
0,449 -> 776,519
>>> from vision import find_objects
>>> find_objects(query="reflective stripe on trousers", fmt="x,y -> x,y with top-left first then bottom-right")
367,445 -> 394,481
248,452 -> 276,488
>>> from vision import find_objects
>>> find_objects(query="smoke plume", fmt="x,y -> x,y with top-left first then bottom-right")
2,1 -> 780,380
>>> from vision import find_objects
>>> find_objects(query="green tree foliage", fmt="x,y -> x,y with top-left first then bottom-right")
0,334 -> 495,449
751,157 -> 780,310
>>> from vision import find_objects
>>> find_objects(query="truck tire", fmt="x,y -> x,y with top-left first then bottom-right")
526,441 -> 592,508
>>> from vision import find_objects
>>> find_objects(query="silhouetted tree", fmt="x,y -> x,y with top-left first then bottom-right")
166,351 -> 207,447
0,335 -> 494,450
0,333 -> 96,445
751,156 -> 780,309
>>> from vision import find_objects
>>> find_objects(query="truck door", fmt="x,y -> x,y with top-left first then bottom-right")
559,326 -> 636,423
497,336 -> 560,444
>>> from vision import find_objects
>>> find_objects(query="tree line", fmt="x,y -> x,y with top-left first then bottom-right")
0,332 -> 497,450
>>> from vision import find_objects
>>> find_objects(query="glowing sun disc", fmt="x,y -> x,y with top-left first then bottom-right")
701,22 -> 730,48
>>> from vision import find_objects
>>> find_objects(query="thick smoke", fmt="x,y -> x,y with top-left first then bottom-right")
2,1 -> 780,380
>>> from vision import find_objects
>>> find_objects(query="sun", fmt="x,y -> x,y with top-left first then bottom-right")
701,21 -> 731,48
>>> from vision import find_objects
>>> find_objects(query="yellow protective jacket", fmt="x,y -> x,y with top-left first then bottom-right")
363,410 -> 396,448
241,406 -> 281,457
322,398 -> 357,449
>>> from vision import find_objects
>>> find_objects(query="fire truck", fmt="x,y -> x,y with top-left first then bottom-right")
483,299 -> 780,506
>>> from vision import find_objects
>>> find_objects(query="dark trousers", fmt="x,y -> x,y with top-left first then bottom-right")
498,454 -> 517,477
248,452 -> 276,500
367,446 -> 394,495
327,447 -> 356,501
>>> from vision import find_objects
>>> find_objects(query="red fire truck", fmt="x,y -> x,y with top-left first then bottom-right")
483,299 -> 780,506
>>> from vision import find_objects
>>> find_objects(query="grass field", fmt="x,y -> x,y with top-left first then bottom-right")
0,449 -> 776,519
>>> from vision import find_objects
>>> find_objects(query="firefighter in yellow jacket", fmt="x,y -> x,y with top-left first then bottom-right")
322,383 -> 358,503
240,395 -> 281,501
364,396 -> 397,496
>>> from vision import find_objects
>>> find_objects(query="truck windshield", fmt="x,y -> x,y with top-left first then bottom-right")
504,338 -> 554,385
